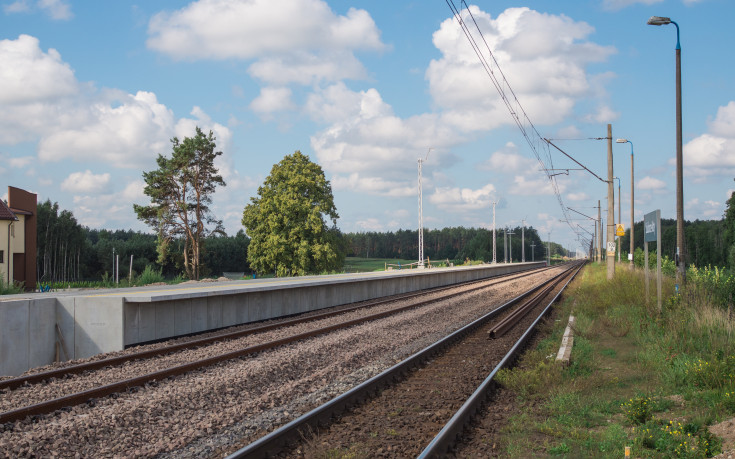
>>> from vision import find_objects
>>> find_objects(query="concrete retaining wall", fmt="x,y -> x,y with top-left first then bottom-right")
0,262 -> 543,376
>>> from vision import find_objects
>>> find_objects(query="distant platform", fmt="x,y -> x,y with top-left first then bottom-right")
0,262 -> 544,377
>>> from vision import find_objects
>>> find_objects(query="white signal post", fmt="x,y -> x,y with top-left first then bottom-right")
491,200 -> 498,264
417,148 -> 432,269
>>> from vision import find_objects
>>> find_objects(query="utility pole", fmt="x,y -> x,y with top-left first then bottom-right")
547,232 -> 551,266
508,228 -> 515,263
606,124 -> 615,280
491,200 -> 497,264
521,218 -> 526,262
630,145 -> 635,270
593,219 -> 598,262
530,242 -> 535,262
504,227 -> 508,263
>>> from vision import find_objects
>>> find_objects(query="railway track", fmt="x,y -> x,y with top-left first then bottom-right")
225,260 -> 584,458
0,265 -> 550,425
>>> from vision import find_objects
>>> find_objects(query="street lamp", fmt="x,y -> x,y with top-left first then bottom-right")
616,138 -> 634,270
648,15 -> 685,282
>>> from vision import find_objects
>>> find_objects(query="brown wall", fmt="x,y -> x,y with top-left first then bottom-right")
8,186 -> 36,291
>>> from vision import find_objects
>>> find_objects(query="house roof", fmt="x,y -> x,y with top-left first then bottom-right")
9,207 -> 32,216
0,199 -> 18,221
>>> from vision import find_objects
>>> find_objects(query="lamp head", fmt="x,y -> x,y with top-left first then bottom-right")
647,16 -> 671,26
616,138 -> 628,143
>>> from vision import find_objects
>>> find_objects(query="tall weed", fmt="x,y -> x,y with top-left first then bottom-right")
137,265 -> 165,285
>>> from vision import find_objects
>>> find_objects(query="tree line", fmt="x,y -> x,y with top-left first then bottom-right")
617,218 -> 728,268
343,227 -> 567,262
37,198 -> 249,283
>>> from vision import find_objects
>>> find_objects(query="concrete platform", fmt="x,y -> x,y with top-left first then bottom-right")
0,262 -> 544,377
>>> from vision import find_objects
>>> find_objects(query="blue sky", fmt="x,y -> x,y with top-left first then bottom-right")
1,0 -> 733,256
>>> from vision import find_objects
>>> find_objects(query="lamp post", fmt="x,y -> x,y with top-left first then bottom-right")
616,138 -> 635,270
648,15 -> 685,282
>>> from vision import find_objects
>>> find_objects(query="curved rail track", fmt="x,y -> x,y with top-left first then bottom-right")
225,260 -> 584,458
0,264 -> 551,424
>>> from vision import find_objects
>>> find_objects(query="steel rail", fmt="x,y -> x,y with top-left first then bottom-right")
488,270 -> 569,338
0,265 -> 550,424
0,265 -> 547,392
224,262 -> 576,459
417,260 -> 585,458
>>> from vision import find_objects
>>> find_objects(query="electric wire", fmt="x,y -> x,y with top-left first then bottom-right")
444,1 -> 579,241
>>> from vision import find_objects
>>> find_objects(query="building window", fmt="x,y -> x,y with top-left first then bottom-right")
0,250 -> 4,263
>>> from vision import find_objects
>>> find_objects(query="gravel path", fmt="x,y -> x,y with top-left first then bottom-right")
0,268 -> 560,458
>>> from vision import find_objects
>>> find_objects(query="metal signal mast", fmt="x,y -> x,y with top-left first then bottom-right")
418,148 -> 432,269
491,200 -> 498,264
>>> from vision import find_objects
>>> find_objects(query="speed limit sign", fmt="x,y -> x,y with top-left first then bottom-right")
607,241 -> 616,256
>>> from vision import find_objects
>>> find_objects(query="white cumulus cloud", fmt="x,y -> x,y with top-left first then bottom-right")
3,0 -> 72,20
60,170 -> 111,193
511,174 -> 564,196
429,183 -> 496,212
250,87 -> 296,119
684,101 -> 735,178
0,35 -> 77,105
638,176 -> 666,190
686,198 -> 721,220
147,0 -> 385,85
427,6 -> 616,132
478,142 -> 536,173
309,84 -> 458,193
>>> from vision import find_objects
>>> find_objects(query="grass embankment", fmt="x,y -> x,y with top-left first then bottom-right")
495,263 -> 734,458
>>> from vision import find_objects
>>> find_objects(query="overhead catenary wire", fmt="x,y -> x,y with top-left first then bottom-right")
444,1 -> 577,239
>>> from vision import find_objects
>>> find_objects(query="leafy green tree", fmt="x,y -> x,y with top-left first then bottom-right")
724,190 -> 735,269
242,150 -> 343,276
134,127 -> 225,279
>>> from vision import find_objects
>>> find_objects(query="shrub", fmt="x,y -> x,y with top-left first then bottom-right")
137,265 -> 165,285
622,395 -> 653,425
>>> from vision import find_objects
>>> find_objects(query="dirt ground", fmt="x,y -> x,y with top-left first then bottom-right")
711,418 -> 735,459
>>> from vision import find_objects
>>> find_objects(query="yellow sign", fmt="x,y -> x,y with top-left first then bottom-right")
615,223 -> 625,237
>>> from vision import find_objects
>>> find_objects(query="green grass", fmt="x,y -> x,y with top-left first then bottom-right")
495,262 -> 733,458
0,272 -> 25,294
34,267 -> 188,291
342,257 -> 424,272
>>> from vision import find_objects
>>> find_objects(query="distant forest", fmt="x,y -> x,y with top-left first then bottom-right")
618,218 -> 728,268
35,199 -> 730,283
343,218 -> 729,269
342,227 -> 563,263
